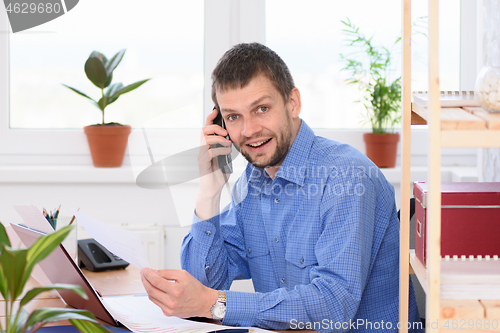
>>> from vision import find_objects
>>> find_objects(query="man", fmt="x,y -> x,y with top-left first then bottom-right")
141,43 -> 422,332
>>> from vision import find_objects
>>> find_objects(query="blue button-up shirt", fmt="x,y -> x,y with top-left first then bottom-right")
181,121 -> 421,332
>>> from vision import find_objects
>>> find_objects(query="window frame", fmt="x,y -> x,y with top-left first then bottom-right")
0,0 -> 476,166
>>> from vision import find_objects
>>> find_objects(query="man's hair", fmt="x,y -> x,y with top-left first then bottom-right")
211,43 -> 295,108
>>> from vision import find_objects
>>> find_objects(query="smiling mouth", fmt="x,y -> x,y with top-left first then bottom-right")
246,138 -> 272,148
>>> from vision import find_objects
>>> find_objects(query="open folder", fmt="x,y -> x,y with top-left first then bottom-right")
11,224 -> 269,333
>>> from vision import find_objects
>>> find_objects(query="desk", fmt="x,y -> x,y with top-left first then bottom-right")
0,265 -> 145,328
1,266 -> 317,333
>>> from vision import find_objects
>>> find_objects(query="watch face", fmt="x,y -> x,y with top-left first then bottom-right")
212,302 -> 226,319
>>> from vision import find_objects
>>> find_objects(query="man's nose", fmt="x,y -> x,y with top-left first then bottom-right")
241,118 -> 262,138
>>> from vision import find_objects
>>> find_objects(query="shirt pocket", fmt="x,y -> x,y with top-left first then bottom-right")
285,242 -> 318,285
246,246 -> 271,292
246,245 -> 270,259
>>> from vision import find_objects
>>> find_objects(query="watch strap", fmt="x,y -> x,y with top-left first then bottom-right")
219,290 -> 226,304
210,290 -> 226,320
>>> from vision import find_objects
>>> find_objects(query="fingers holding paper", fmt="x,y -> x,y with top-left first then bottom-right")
140,268 -> 218,319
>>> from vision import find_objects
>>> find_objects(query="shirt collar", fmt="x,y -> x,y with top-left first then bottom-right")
247,120 -> 314,187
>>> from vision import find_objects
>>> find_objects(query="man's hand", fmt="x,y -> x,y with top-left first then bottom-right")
140,268 -> 219,319
196,108 -> 233,220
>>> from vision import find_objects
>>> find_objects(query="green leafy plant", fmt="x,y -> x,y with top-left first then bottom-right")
0,223 -> 111,333
63,49 -> 150,126
340,18 -> 401,134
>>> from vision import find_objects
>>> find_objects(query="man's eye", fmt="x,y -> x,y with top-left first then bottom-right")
227,115 -> 238,121
258,106 -> 268,113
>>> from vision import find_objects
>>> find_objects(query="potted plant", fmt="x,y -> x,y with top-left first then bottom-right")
63,49 -> 150,167
340,18 -> 401,168
0,223 -> 111,332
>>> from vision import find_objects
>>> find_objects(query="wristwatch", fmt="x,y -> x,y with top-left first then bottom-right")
210,290 -> 226,320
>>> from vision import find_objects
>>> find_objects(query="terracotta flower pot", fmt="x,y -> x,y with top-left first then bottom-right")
84,124 -> 131,167
363,133 -> 400,168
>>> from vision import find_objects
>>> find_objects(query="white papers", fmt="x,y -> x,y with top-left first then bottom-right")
440,259 -> 500,300
73,210 -> 149,269
13,205 -> 54,234
102,295 -> 272,333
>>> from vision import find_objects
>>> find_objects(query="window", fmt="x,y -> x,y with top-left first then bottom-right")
0,0 -> 471,165
265,0 -> 460,129
9,0 -> 204,129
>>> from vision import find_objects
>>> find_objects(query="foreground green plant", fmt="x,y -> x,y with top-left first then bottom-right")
0,223 -> 111,333
340,18 -> 401,134
63,49 -> 150,125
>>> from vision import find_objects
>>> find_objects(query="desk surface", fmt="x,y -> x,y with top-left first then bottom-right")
0,266 -> 145,327
1,266 -> 316,333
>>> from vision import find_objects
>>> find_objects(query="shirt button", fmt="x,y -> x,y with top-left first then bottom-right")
205,230 -> 212,236
300,258 -> 304,264
204,265 -> 210,271
274,237 -> 279,243
248,248 -> 252,254
281,278 -> 285,284
274,198 -> 280,203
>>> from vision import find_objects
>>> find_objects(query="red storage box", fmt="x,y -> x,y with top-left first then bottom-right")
414,182 -> 500,266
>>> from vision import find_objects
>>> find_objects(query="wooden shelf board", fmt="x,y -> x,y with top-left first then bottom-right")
391,299 -> 500,331
481,300 -> 500,320
440,299 -> 485,320
410,249 -> 429,294
463,107 -> 500,130
412,103 -> 487,130
411,110 -> 427,125
441,130 -> 500,147
440,108 -> 486,130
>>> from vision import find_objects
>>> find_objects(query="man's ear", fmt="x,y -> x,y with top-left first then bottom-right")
287,87 -> 301,118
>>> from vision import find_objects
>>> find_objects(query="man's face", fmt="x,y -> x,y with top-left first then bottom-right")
217,74 -> 301,169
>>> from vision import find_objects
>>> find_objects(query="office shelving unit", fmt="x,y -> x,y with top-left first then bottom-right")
399,1 -> 500,332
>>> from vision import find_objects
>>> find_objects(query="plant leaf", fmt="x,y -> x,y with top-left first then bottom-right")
0,246 -> 28,300
0,223 -> 11,248
104,72 -> 113,89
21,225 -> 73,292
20,283 -> 88,308
62,85 -> 100,110
25,308 -> 105,332
97,96 -> 109,111
104,83 -> 124,105
69,319 -> 113,333
109,79 -> 150,99
105,49 -> 126,76
0,264 -> 7,301
11,307 -> 29,333
88,50 -> 113,88
89,51 -> 108,66
85,54 -> 108,89
339,17 -> 402,133
105,82 -> 124,97
62,85 -> 95,101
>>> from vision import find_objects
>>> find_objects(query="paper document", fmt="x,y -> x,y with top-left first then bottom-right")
13,205 -> 55,234
102,295 -> 272,333
73,211 -> 149,269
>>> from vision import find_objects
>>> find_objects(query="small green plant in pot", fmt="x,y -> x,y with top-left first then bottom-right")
63,49 -> 150,167
0,223 -> 111,333
340,18 -> 401,168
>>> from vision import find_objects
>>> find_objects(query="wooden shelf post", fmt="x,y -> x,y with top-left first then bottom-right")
399,0 -> 412,332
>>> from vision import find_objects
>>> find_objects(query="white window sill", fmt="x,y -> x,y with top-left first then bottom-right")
0,165 -> 136,183
0,165 -> 478,184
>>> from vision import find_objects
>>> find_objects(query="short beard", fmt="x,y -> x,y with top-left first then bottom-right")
237,120 -> 293,169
